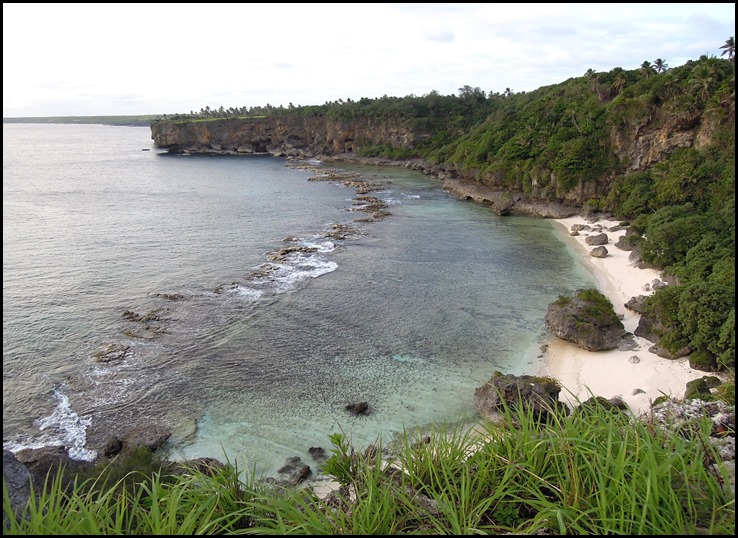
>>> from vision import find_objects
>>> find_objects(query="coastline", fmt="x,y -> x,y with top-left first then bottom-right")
287,163 -> 712,420
538,216 -> 708,417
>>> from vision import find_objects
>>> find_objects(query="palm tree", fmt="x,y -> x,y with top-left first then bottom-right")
640,61 -> 656,78
659,72 -> 678,99
719,36 -> 735,61
613,71 -> 628,95
585,68 -> 599,87
653,58 -> 669,73
720,36 -> 735,77
690,63 -> 719,101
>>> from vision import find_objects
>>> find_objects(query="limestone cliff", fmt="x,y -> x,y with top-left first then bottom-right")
150,116 -> 425,158
150,97 -> 728,218
608,108 -> 722,171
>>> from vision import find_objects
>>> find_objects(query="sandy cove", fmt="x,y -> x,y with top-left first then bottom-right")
314,213 -> 712,498
538,216 -> 710,417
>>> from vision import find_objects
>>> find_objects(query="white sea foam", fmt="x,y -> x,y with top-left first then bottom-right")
4,387 -> 96,461
266,257 -> 338,291
246,237 -> 340,294
233,286 -> 264,300
296,236 -> 336,254
314,241 -> 336,253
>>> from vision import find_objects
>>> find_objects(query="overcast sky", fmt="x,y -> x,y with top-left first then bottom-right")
3,3 -> 735,117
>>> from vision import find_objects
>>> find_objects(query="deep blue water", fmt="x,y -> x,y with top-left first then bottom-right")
3,123 -> 594,477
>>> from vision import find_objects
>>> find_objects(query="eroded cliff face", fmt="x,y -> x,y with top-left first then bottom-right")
150,116 -> 425,157
150,106 -> 724,215
609,108 -> 722,171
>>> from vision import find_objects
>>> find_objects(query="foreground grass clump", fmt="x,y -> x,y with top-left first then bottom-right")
4,404 -> 734,535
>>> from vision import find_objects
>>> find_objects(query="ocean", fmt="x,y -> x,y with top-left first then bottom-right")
3,123 -> 595,478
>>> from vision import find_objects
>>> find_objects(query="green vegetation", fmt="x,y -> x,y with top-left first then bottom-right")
574,288 -> 618,318
564,288 -> 625,340
4,402 -> 733,535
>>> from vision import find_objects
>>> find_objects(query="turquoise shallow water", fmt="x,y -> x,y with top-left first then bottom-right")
3,124 -> 594,477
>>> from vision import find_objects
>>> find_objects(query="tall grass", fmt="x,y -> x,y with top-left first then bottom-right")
4,402 -> 734,534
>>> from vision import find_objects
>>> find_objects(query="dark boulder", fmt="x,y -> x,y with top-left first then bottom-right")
3,450 -> 33,526
684,378 -> 713,400
574,396 -> 629,416
345,401 -> 369,415
120,423 -> 172,453
625,295 -> 649,314
276,456 -> 312,486
590,245 -> 609,258
13,445 -> 93,490
308,447 -> 327,461
474,371 -> 566,424
545,289 -> 626,351
584,233 -> 609,246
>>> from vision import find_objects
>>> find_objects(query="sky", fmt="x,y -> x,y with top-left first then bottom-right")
3,3 -> 735,118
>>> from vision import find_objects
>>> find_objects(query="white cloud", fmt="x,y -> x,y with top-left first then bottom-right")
421,28 -> 456,43
3,2 -> 735,117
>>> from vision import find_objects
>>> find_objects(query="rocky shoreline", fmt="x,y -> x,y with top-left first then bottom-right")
308,153 -> 581,219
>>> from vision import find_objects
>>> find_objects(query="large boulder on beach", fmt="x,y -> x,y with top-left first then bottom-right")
272,456 -> 312,487
474,372 -> 566,424
614,230 -> 642,251
544,288 -> 626,351
590,245 -> 609,258
625,295 -> 649,313
584,233 -> 609,246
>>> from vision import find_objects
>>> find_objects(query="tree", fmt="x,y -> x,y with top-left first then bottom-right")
719,36 -> 735,61
458,85 -> 486,101
612,68 -> 628,95
720,36 -> 735,77
457,85 -> 475,98
586,69 -> 602,95
658,72 -> 678,100
640,61 -> 656,78
689,60 -> 721,101
653,58 -> 669,73
690,66 -> 714,101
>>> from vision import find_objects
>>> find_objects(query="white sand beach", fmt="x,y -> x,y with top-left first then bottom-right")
538,216 -> 709,417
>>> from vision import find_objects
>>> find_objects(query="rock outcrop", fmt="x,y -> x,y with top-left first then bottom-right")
150,116 -> 425,158
474,372 -> 566,423
3,450 -> 34,527
544,289 -> 626,351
